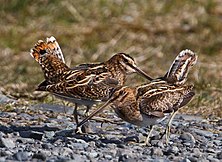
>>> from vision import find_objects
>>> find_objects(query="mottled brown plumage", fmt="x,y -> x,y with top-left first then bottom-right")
30,36 -> 153,131
78,49 -> 197,144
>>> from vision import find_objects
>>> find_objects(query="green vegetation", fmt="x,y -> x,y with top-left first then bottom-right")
0,0 -> 221,117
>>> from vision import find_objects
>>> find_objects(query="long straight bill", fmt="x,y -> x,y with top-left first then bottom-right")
133,66 -> 153,81
77,99 -> 113,127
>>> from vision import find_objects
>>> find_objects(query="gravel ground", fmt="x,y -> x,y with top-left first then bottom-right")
0,93 -> 221,162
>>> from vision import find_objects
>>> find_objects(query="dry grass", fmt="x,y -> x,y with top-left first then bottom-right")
0,0 -> 221,117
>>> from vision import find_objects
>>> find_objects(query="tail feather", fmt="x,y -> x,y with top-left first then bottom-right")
164,49 -> 197,85
30,36 -> 69,83
30,36 -> 65,63
46,36 -> 65,63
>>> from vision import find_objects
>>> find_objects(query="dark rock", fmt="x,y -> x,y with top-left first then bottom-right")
124,136 -> 139,143
19,131 -> 44,140
95,140 -> 106,148
55,129 -> 73,137
217,151 -> 222,159
0,137 -> 15,148
42,143 -> 52,149
32,152 -> 46,161
13,151 -> 30,161
118,154 -> 129,161
206,148 -> 216,153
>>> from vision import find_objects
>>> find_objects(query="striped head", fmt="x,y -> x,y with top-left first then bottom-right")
164,49 -> 197,85
107,53 -> 153,81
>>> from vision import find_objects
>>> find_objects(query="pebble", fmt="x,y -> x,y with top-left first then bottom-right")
192,148 -> 202,158
88,152 -> 99,158
104,154 -> 112,160
151,148 -> 163,156
190,128 -> 214,138
166,146 -> 179,155
207,155 -> 220,162
118,154 -> 129,161
179,132 -> 196,144
0,92 -> 16,104
32,152 -> 46,161
13,151 -> 30,161
217,151 -> 222,159
19,131 -> 43,140
187,156 -> 198,162
0,137 -> 15,148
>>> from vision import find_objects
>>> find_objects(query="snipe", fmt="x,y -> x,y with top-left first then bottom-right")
77,49 -> 197,144
30,36 -> 153,132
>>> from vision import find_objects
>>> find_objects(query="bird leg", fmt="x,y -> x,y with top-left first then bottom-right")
80,105 -> 93,133
161,110 -> 178,144
144,125 -> 154,145
73,103 -> 79,125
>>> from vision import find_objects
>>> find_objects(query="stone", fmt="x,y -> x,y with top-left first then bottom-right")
118,154 -> 129,161
13,151 -> 30,161
150,148 -> 163,156
187,156 -> 198,162
0,92 -> 16,104
0,157 -> 6,162
124,136 -> 139,143
179,132 -> 196,144
32,152 -> 46,161
213,140 -> 221,146
0,137 -> 15,148
44,131 -> 55,139
206,148 -> 215,153
19,131 -> 43,140
88,152 -> 99,158
42,143 -> 52,149
167,146 -> 179,155
192,148 -> 202,158
207,155 -> 220,162
190,128 -> 214,138
104,154 -> 112,160
60,147 -> 73,156
181,158 -> 191,162
217,151 -> 222,159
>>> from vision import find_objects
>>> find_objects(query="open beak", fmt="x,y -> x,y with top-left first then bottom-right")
132,65 -> 153,81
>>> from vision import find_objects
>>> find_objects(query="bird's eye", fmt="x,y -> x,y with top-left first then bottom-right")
123,58 -> 129,63
40,49 -> 46,55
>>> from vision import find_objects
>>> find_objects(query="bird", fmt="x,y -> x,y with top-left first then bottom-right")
30,36 -> 153,132
77,49 -> 197,144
